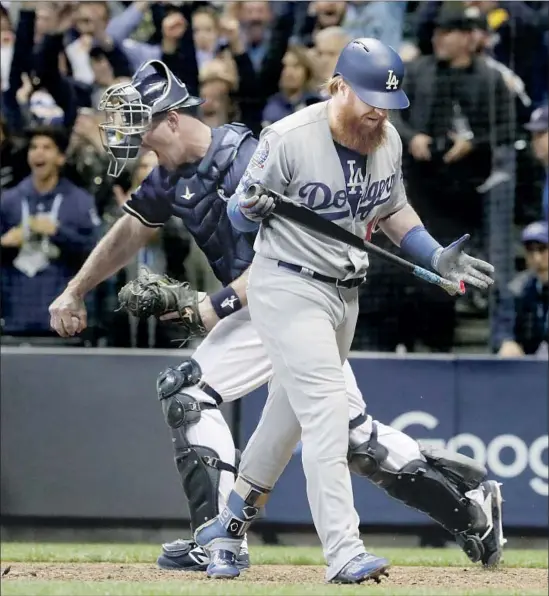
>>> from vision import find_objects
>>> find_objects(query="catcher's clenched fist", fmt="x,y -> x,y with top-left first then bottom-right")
49,289 -> 88,337
117,268 -> 210,338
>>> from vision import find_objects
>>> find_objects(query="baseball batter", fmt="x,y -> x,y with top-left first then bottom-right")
48,56 -> 503,583
195,39 -> 500,583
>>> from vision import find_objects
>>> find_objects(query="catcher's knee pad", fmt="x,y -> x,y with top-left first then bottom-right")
348,423 -> 488,535
157,359 -> 211,429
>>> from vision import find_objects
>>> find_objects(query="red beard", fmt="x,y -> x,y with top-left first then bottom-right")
331,108 -> 388,155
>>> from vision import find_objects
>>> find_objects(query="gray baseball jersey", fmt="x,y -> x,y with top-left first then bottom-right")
235,101 -> 408,280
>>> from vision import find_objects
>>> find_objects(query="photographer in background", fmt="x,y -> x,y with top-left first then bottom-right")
494,221 -> 548,357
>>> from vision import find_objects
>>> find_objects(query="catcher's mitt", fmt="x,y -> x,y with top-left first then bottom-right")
117,268 -> 207,338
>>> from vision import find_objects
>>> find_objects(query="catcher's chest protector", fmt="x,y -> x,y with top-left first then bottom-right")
169,124 -> 256,285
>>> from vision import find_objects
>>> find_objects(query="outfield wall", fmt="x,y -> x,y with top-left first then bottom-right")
1,348 -> 547,531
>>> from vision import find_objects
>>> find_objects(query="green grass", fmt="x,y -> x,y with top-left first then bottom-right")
1,582 -> 546,596
1,543 -> 547,568
1,543 -> 547,596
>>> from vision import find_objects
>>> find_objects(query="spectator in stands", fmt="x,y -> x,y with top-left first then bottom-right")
201,11 -> 259,134
261,44 -> 321,127
468,7 -> 532,112
311,1 -> 348,29
391,7 -> 514,352
104,1 -> 205,93
235,1 -> 295,134
494,221 -> 548,357
0,126 -> 99,337
465,1 -> 547,107
237,0 -> 273,71
6,4 -> 102,131
415,1 -> 546,111
88,46 -> 124,108
0,114 -> 29,190
192,4 -> 221,68
0,2 -> 14,94
524,104 -> 549,221
65,107 -> 114,217
311,26 -> 350,92
199,59 -> 237,129
66,1 -> 131,85
298,1 -> 348,47
342,1 -> 407,51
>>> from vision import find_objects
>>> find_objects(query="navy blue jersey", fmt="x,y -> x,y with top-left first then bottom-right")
123,123 -> 258,286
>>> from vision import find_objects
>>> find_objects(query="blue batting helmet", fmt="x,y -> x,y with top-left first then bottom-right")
333,38 -> 409,110
98,60 -> 204,177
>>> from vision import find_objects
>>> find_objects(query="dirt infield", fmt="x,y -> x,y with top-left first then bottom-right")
1,562 -> 547,591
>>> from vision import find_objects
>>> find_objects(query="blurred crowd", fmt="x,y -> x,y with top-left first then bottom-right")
0,0 -> 547,355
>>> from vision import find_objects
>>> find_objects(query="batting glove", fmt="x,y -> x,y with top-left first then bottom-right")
432,234 -> 495,293
238,192 -> 275,222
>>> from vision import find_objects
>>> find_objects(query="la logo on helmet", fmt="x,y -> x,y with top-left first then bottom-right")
385,70 -> 399,90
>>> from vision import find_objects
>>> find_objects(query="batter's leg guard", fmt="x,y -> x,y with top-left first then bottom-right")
348,422 -> 506,566
195,477 -> 269,579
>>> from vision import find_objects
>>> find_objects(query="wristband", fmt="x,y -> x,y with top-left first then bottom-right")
400,225 -> 442,269
227,194 -> 260,232
210,286 -> 242,320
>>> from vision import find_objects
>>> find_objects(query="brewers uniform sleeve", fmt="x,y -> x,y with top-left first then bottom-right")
123,167 -> 173,228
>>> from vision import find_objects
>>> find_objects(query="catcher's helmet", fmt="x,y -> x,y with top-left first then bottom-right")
334,38 -> 409,110
98,60 -> 204,177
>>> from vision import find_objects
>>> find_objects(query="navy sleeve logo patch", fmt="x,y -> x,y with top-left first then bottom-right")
251,139 -> 270,170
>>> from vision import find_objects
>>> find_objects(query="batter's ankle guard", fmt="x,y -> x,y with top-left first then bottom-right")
219,478 -> 270,538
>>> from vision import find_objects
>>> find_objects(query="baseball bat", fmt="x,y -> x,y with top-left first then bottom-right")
245,183 -> 464,295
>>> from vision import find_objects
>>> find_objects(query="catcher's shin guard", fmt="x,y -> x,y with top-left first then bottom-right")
157,360 -> 236,533
348,423 -> 488,537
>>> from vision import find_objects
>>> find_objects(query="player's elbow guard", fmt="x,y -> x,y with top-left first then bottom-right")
227,193 -> 260,233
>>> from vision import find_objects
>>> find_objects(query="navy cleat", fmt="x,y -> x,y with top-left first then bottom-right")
457,480 -> 507,568
157,538 -> 250,571
206,549 -> 241,579
330,552 -> 390,584
157,539 -> 208,571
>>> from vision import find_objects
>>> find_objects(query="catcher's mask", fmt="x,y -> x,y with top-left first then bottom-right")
98,60 -> 204,177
